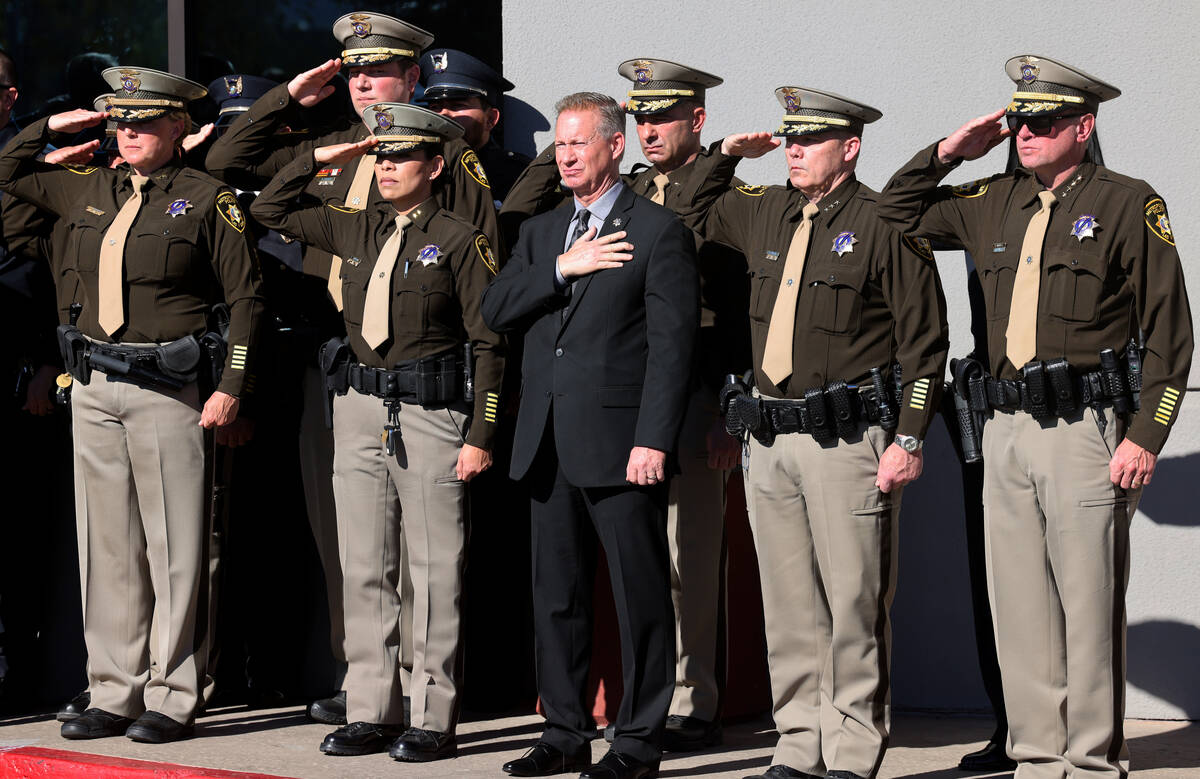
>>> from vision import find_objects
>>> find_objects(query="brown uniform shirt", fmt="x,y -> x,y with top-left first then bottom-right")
879,142 -> 1193,454
682,153 -> 949,439
251,151 -> 505,450
205,82 -> 502,282
0,118 -> 265,397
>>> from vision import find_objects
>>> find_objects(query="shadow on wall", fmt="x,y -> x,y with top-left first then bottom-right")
1133,451 -> 1200,527
1127,620 -> 1200,720
501,96 -> 551,158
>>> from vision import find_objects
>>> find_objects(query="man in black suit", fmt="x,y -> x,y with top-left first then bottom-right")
482,92 -> 699,779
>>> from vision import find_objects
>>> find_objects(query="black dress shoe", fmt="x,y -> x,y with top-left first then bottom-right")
60,708 -> 135,739
661,714 -> 722,752
958,739 -> 1016,771
308,690 -> 347,725
742,765 -> 822,779
579,749 -> 659,779
389,727 -> 457,762
319,721 -> 403,756
126,711 -> 194,743
502,741 -> 592,776
56,690 -> 91,722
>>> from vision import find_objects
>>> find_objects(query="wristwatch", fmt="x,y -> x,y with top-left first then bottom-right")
895,434 -> 923,453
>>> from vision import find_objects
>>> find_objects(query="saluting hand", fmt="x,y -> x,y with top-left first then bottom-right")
44,140 -> 101,165
314,137 -> 379,166
937,108 -> 1011,164
556,228 -> 633,281
288,59 -> 342,107
182,123 -> 215,153
200,391 -> 240,429
47,109 -> 108,134
720,132 -> 780,158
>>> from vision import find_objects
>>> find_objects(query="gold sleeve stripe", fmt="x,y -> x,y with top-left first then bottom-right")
230,344 -> 248,371
909,377 -> 931,411
483,392 -> 499,423
1154,386 -> 1181,425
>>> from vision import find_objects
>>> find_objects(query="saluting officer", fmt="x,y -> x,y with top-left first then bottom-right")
251,103 -> 504,762
615,58 -> 751,752
878,56 -> 1193,779
0,67 -> 264,743
418,48 -> 531,205
684,88 -> 949,779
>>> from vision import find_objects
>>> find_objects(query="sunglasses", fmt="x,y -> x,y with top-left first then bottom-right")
1006,113 -> 1083,136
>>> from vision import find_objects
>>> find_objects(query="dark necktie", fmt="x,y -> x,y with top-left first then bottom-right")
563,209 -> 591,319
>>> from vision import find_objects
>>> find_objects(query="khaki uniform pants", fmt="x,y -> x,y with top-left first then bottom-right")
745,422 -> 899,778
982,409 -> 1134,779
72,376 -> 206,724
667,387 -> 728,721
333,389 -> 467,730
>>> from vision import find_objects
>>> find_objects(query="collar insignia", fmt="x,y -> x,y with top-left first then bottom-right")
832,231 -> 858,257
417,244 -> 441,266
166,199 -> 192,217
1070,214 -> 1099,242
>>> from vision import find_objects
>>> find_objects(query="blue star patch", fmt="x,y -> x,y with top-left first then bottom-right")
1070,214 -> 1099,242
165,199 -> 192,218
417,244 -> 441,266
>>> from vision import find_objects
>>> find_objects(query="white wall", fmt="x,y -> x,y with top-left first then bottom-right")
502,0 -> 1200,719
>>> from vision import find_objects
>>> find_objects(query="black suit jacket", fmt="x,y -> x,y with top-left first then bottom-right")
481,184 -> 699,488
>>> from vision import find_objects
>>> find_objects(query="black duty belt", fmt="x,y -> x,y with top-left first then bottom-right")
957,353 -> 1140,420
761,390 -> 888,436
346,363 -> 420,402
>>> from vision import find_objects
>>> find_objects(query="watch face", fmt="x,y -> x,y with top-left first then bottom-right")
904,439 -> 918,452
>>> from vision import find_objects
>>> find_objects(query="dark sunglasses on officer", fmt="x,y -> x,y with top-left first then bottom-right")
1006,113 -> 1083,136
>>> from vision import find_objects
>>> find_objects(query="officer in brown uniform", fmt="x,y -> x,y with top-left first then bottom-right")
878,56 -> 1193,779
418,48 -> 532,205
0,67 -> 264,743
683,88 -> 949,779
205,13 -> 502,725
614,58 -> 750,752
251,103 -> 504,762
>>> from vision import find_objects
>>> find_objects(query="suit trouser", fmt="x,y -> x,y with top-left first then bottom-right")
332,388 -> 467,730
667,387 -> 727,721
744,422 -> 899,778
982,408 -> 1134,779
528,435 -> 676,764
72,375 -> 206,724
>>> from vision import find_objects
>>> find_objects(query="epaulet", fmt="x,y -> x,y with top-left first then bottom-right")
734,184 -> 769,197
949,177 -> 991,198
1093,168 -> 1143,193
59,164 -> 98,175
326,204 -> 362,214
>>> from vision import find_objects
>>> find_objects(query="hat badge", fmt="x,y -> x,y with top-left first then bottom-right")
375,108 -> 395,131
632,60 -> 653,85
119,69 -> 141,94
1019,56 -> 1040,85
432,52 -> 448,73
349,13 -> 372,37
781,88 -> 801,113
225,75 -> 243,98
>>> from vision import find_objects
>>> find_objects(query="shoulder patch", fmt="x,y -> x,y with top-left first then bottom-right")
215,191 -> 246,232
475,234 -> 498,275
1144,197 -> 1174,245
951,178 -> 989,198
60,164 -> 98,175
461,149 -> 491,189
904,234 -> 935,261
736,185 -> 767,197
326,204 -> 362,214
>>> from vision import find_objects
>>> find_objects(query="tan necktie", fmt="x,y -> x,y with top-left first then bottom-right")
97,174 -> 149,336
360,213 -> 412,350
650,172 -> 670,205
1005,189 -> 1057,368
328,153 -> 378,310
761,202 -> 821,386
